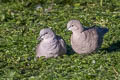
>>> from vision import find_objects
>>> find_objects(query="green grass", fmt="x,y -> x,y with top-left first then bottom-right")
0,0 -> 120,79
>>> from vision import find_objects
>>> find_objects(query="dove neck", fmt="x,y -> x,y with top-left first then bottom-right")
72,29 -> 83,34
72,31 -> 80,39
43,37 -> 57,47
44,36 -> 57,42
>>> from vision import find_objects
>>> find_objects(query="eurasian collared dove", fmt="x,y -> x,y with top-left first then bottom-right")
36,28 -> 67,58
67,20 -> 108,54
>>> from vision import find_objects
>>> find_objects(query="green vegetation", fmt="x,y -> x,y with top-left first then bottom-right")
0,0 -> 120,79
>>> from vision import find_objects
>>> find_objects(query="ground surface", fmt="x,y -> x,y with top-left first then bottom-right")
0,0 -> 120,80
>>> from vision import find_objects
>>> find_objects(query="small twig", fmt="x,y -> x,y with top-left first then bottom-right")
113,67 -> 119,76
112,66 -> 119,79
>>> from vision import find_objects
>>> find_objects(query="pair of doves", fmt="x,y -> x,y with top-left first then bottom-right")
36,20 -> 108,58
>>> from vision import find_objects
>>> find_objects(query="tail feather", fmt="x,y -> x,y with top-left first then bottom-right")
84,25 -> 108,36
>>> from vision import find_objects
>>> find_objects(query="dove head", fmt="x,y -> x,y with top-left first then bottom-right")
37,28 -> 56,41
67,20 -> 84,33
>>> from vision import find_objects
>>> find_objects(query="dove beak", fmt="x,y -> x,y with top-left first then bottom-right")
67,26 -> 72,31
37,35 -> 44,41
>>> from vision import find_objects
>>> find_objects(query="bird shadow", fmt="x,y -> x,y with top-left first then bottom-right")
101,41 -> 120,53
66,44 -> 75,56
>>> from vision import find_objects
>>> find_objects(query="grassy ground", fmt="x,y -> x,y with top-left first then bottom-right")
0,0 -> 120,79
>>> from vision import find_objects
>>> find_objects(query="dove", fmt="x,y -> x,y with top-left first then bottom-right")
36,28 -> 67,58
67,20 -> 108,54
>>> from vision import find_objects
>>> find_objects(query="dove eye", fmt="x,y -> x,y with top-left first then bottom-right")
71,25 -> 74,27
44,32 -> 48,34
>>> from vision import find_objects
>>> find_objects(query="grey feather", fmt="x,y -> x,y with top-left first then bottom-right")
67,20 -> 108,54
36,28 -> 66,58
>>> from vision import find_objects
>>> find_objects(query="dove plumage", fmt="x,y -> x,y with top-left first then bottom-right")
36,28 -> 66,58
67,20 -> 108,54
